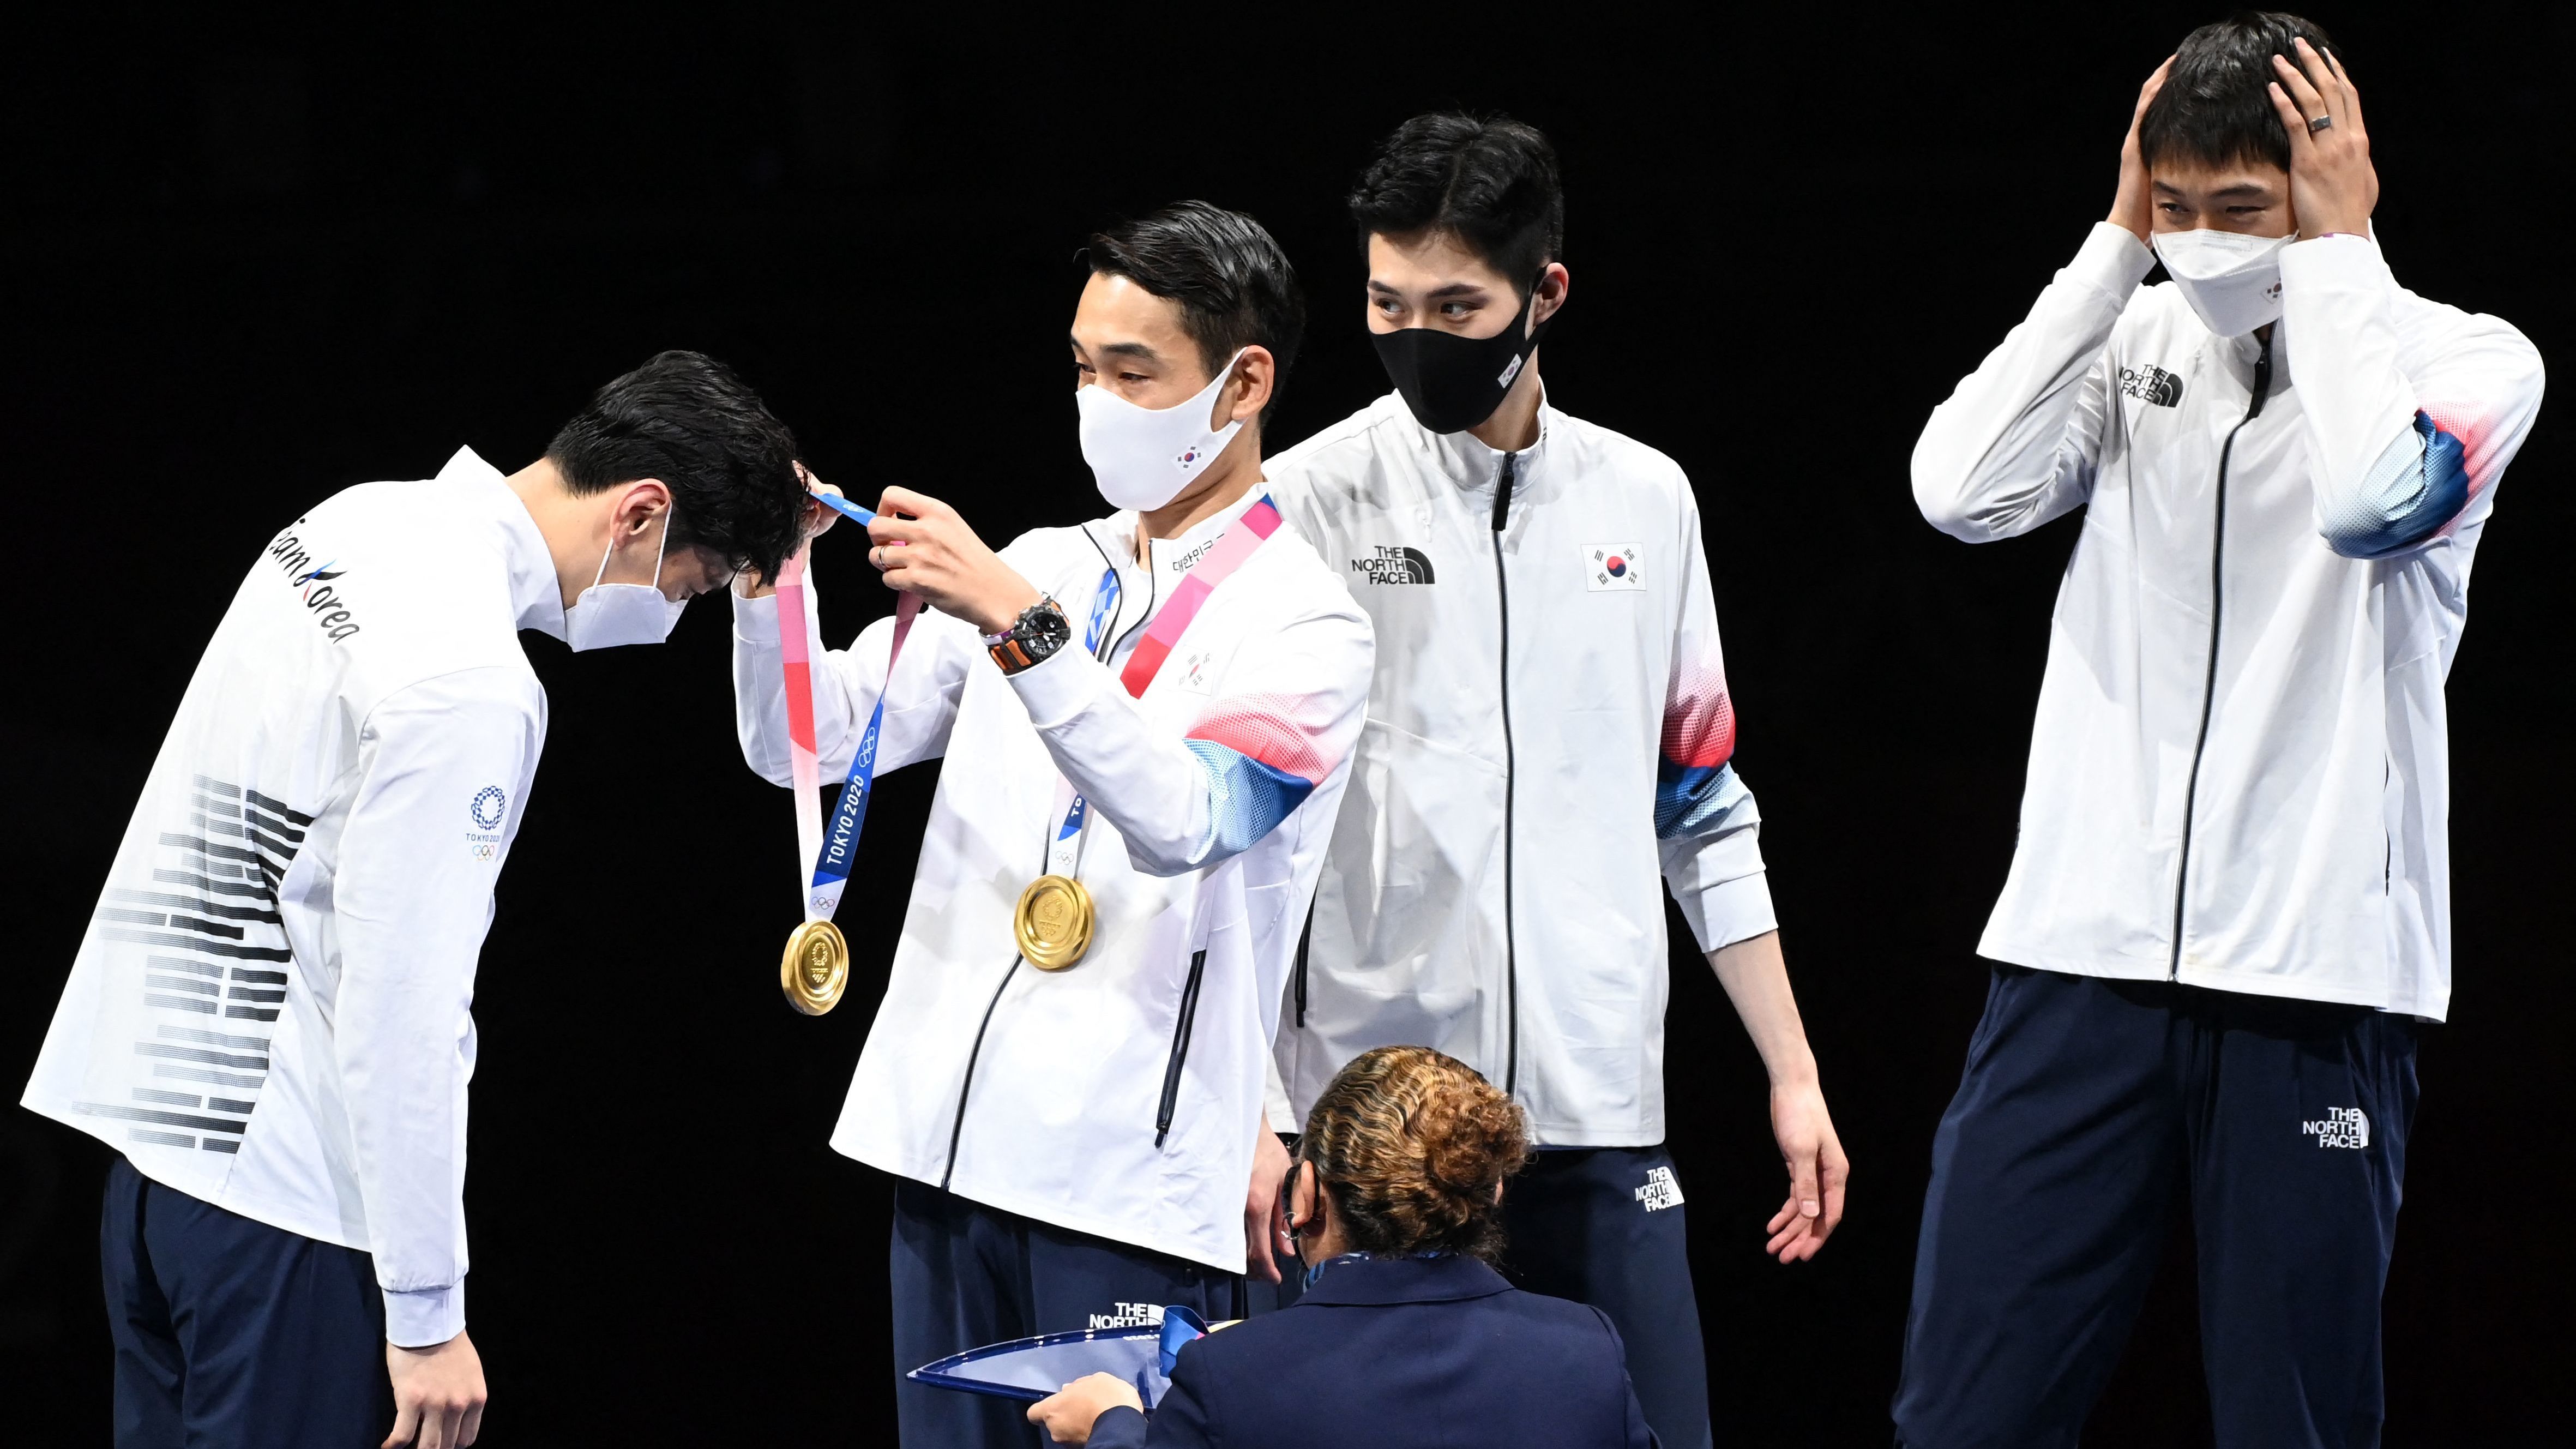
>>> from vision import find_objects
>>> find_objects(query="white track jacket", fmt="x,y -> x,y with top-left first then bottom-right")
1265,394 -> 1776,1147
24,449 -> 558,1345
1915,223 -> 2544,1019
732,491 -> 1371,1271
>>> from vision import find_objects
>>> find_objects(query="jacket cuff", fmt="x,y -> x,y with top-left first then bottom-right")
732,588 -> 783,646
1004,640 -> 1108,729
1674,871 -> 1779,954
2072,220 -> 2158,297
383,1280 -> 465,1348
2279,230 -> 2393,298
1086,1405 -> 1150,1449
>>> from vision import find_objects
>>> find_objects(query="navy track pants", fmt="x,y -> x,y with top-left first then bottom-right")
1894,966 -> 2419,1449
1503,1144 -> 1712,1449
888,1177 -> 1250,1449
101,1155 -> 392,1449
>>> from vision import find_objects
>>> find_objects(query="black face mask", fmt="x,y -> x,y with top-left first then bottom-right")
1370,277 -> 1555,434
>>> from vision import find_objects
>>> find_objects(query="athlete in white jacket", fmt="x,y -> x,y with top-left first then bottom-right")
730,203 -> 1371,1449
1263,116 -> 1845,1449
22,352 -> 811,1449
1895,21 -> 2544,1448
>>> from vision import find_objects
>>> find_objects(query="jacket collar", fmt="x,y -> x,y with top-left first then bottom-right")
1086,480 -> 1267,584
1408,384 -> 1554,479
441,446 -> 571,641
1296,1253 -> 1515,1308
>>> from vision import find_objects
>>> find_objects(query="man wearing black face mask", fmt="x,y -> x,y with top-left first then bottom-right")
1261,114 -> 1847,1449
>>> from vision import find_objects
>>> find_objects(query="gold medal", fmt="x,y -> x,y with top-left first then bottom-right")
779,919 -> 851,1015
1013,874 -> 1094,971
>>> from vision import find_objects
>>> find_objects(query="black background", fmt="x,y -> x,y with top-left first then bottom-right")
5,5 -> 2569,1444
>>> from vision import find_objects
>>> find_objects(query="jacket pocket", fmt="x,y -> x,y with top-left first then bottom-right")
1154,949 -> 1209,1147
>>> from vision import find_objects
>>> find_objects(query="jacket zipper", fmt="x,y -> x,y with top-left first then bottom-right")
2168,335 -> 2274,981
940,957 -> 1022,1190
1491,450 -> 1521,1097
1292,900 -> 1313,1029
1154,949 -> 1209,1147
942,537 -> 1158,1189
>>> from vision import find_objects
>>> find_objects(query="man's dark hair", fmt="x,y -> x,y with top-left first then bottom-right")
1087,201 -> 1305,425
2140,11 -> 2342,173
1349,113 -> 1563,300
545,350 -> 805,581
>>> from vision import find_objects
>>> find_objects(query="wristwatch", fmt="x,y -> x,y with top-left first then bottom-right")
986,598 -> 1072,675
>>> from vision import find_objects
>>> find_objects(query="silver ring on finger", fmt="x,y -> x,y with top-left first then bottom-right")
2308,113 -> 2333,133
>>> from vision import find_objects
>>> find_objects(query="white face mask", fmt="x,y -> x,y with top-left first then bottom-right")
2153,228 -> 2290,338
1075,348 -> 1248,513
563,506 -> 687,652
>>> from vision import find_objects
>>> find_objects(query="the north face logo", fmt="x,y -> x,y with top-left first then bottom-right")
1088,1302 -> 1163,1330
1634,1165 -> 1686,1212
1351,545 -> 1436,585
2301,1106 -> 2369,1149
2120,363 -> 2184,407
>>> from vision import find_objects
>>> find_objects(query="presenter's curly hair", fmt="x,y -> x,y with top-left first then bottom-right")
1087,201 -> 1304,424
1298,1045 -> 1530,1262
1349,113 -> 1562,299
2141,11 -> 2342,174
545,350 -> 806,582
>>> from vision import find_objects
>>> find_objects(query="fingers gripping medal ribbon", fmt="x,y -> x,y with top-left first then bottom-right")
776,492 -> 923,1015
1012,497 -> 1283,971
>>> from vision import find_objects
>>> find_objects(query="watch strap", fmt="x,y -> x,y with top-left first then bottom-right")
989,598 -> 1069,676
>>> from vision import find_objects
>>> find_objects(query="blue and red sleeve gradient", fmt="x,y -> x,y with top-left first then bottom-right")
1183,694 -> 1335,858
2324,408 -> 2479,559
1655,659 -> 1740,839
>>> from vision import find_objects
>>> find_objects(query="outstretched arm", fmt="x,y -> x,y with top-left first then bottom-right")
866,486 -> 1371,878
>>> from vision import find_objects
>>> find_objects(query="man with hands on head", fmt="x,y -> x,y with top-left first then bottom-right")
1901,14 -> 2542,1447
731,201 -> 1371,1449
22,351 -> 810,1449
1262,113 -> 1845,1449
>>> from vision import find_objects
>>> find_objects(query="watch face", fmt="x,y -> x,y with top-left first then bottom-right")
1021,601 -> 1072,652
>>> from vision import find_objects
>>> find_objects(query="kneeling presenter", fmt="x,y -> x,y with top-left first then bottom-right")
732,202 -> 1373,1449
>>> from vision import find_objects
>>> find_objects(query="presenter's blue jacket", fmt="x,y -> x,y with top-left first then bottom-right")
1089,1254 -> 1657,1448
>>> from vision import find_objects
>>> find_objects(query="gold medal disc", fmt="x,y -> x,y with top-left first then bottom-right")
1014,875 -> 1094,971
780,919 -> 851,1015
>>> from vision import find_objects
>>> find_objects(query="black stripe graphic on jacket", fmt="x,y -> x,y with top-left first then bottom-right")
110,774 -> 309,1151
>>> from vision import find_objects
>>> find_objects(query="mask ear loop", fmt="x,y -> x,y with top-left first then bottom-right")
594,489 -> 676,592
648,497 -> 673,596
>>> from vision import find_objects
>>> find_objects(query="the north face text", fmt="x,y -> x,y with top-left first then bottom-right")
1635,1165 -> 1686,1212
2119,363 -> 2184,407
1088,1302 -> 1163,1330
1350,545 -> 1435,585
2301,1106 -> 2370,1149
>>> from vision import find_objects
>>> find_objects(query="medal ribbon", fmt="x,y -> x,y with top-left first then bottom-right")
1047,495 -> 1283,878
1117,497 -> 1281,697
779,492 -> 922,922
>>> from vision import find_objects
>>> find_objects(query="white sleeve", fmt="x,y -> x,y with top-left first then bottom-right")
731,567 -> 977,786
1003,598 -> 1374,879
2278,234 -> 2547,559
1912,221 -> 2156,543
331,667 -> 544,1346
1654,482 -> 1778,953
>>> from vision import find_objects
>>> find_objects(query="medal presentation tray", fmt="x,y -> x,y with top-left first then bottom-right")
908,1306 -> 1215,1406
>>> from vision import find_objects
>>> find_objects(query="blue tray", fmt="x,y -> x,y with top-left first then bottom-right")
908,1306 -> 1213,1407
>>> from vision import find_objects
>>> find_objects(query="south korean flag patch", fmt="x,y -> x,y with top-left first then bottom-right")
1584,543 -> 1646,592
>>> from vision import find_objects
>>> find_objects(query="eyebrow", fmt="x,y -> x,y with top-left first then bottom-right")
1365,280 -> 1491,298
1072,336 -> 1164,362
2152,179 -> 2276,199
